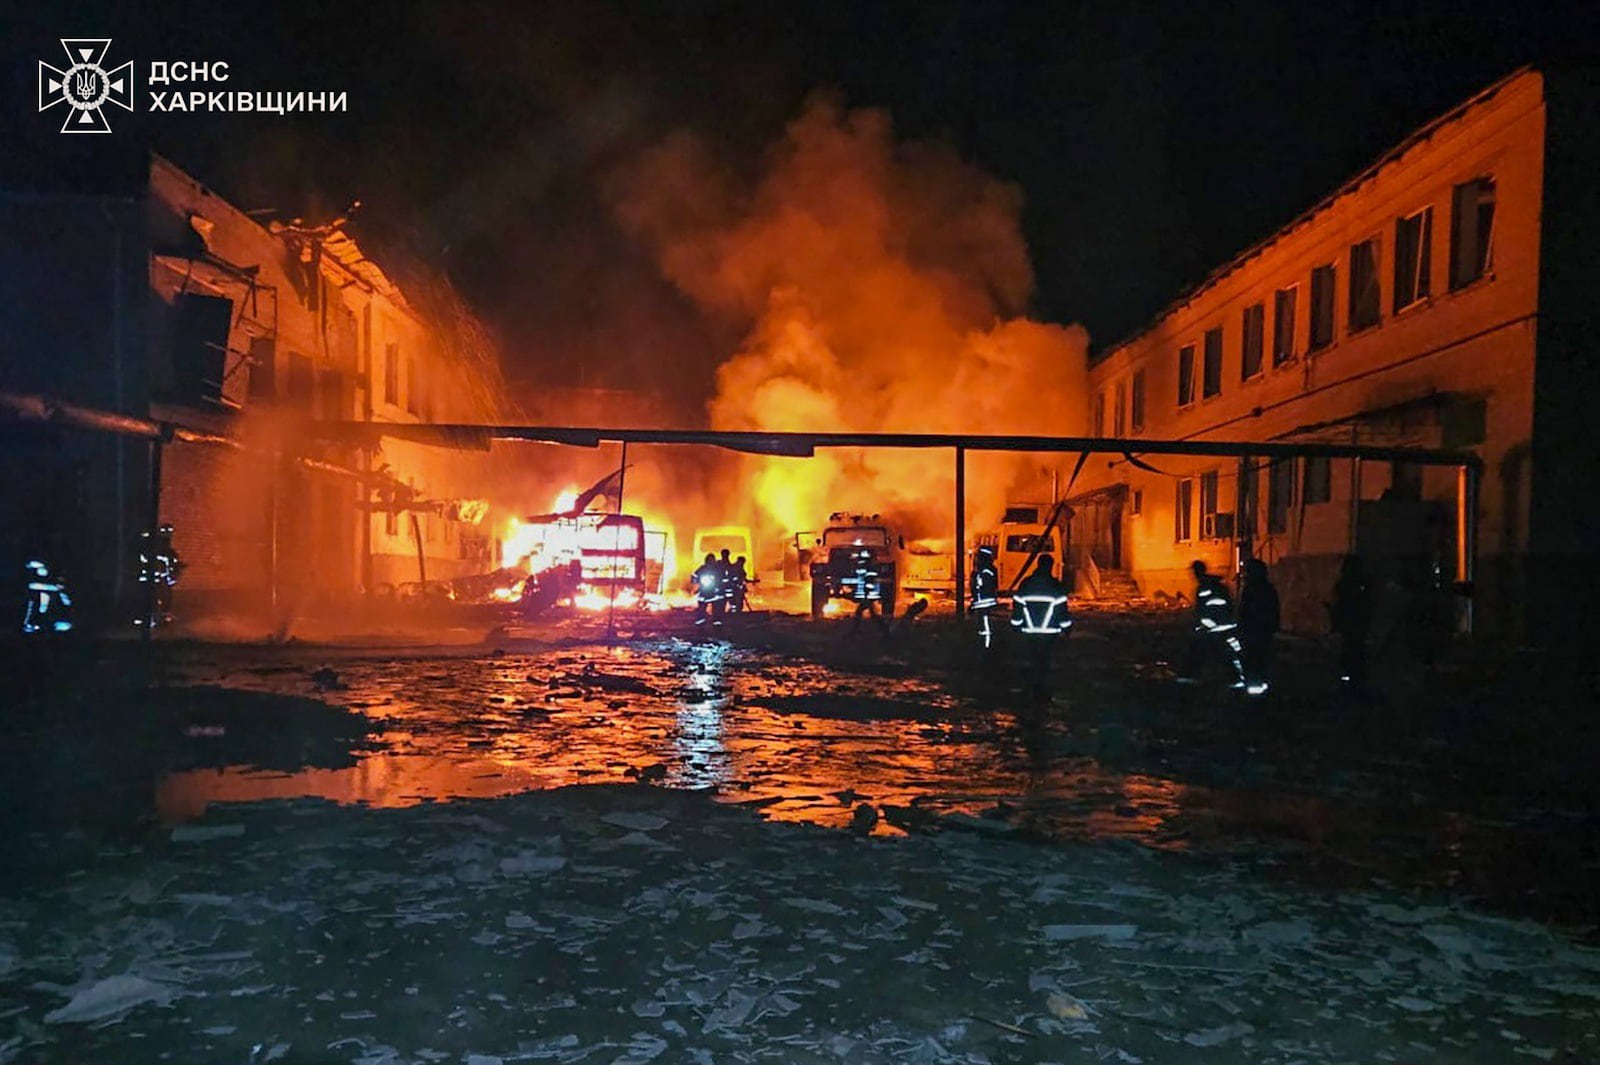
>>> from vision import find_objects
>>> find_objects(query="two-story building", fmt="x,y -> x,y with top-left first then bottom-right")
0,153 -> 507,627
1075,67 -> 1598,639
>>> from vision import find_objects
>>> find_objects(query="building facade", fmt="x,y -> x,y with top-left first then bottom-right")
1,154 -> 506,628
1076,68 -> 1598,639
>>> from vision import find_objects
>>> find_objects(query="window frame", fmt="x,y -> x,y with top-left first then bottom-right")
1113,379 -> 1127,437
1449,176 -> 1496,291
1267,457 -> 1296,534
1093,390 -> 1106,437
1348,236 -> 1382,333
1240,302 -> 1265,381
1272,285 -> 1298,367
383,342 -> 399,407
1199,470 -> 1220,538
1131,368 -> 1146,433
1177,345 -> 1196,408
1174,478 -> 1194,542
1393,206 -> 1434,313
1309,263 -> 1336,352
1201,327 -> 1223,399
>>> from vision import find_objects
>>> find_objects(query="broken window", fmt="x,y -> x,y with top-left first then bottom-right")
1175,478 -> 1194,542
1114,380 -> 1127,436
1273,286 -> 1297,366
1303,455 -> 1332,504
1131,368 -> 1147,432
1394,207 -> 1433,312
1178,345 -> 1195,407
1268,457 -> 1295,534
1450,177 -> 1495,290
384,342 -> 399,406
1202,327 -> 1223,398
1309,264 -> 1336,351
1349,238 -> 1380,331
1241,303 -> 1265,380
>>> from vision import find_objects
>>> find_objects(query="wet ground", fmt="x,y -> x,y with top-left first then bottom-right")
2,606 -> 1598,1061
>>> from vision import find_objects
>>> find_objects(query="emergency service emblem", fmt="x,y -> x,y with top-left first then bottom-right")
38,39 -> 133,133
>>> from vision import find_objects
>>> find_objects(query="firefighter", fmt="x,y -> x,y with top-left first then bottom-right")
1178,560 -> 1245,688
1238,558 -> 1280,697
1010,553 -> 1072,706
691,553 -> 723,626
135,523 -> 183,628
21,559 -> 73,635
970,544 -> 1000,652
727,556 -> 749,614
848,547 -> 889,635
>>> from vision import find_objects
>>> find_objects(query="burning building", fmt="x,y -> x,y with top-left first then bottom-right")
1072,67 -> 1599,640
0,153 -> 510,629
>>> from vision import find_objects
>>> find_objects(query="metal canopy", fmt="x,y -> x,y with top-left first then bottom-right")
319,422 -> 1484,469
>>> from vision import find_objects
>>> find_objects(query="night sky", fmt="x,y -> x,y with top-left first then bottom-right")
4,0 -> 1596,404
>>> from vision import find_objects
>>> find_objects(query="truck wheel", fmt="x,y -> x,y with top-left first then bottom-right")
811,580 -> 827,620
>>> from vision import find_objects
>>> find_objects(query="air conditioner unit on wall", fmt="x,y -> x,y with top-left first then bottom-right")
1203,512 -> 1236,540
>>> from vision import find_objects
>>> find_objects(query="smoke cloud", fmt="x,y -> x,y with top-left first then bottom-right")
609,96 -> 1089,545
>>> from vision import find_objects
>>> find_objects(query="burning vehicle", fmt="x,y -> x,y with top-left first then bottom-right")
502,510 -> 662,615
806,513 -> 902,619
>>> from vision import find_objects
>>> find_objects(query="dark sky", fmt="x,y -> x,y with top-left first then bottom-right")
4,0 -> 1596,398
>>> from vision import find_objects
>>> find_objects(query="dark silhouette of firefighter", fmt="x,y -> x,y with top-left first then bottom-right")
970,544 -> 1000,652
1010,554 -> 1072,705
21,559 -> 73,635
135,523 -> 183,629
1329,553 -> 1370,693
1238,558 -> 1280,697
846,547 -> 889,635
727,556 -> 749,614
1179,560 -> 1245,688
691,553 -> 724,626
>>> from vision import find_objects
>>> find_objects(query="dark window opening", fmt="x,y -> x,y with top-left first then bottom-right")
1130,488 -> 1142,516
1349,238 -> 1381,331
1178,345 -> 1195,407
1273,287 -> 1297,366
1268,457 -> 1295,534
1175,479 -> 1193,542
1093,390 -> 1106,436
1131,369 -> 1146,432
1113,381 -> 1126,436
1450,177 -> 1495,290
1394,207 -> 1433,311
1202,327 -> 1223,398
1199,470 -> 1219,537
1310,264 -> 1336,350
1241,303 -> 1265,379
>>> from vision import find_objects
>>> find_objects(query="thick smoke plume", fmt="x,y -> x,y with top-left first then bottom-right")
610,97 -> 1089,545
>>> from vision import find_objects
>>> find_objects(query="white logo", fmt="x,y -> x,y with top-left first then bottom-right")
38,39 -> 133,134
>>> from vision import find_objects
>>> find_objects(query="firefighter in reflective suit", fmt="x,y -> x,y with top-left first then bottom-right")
21,559 -> 73,635
691,553 -> 724,626
1010,554 -> 1072,705
847,547 -> 889,635
970,545 -> 1000,652
1179,560 -> 1246,688
136,524 -> 183,628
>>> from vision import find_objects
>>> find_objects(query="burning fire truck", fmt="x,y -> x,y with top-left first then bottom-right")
805,513 -> 902,619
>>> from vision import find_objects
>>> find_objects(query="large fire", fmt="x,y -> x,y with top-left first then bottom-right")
610,97 -> 1091,549
499,488 -> 679,612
